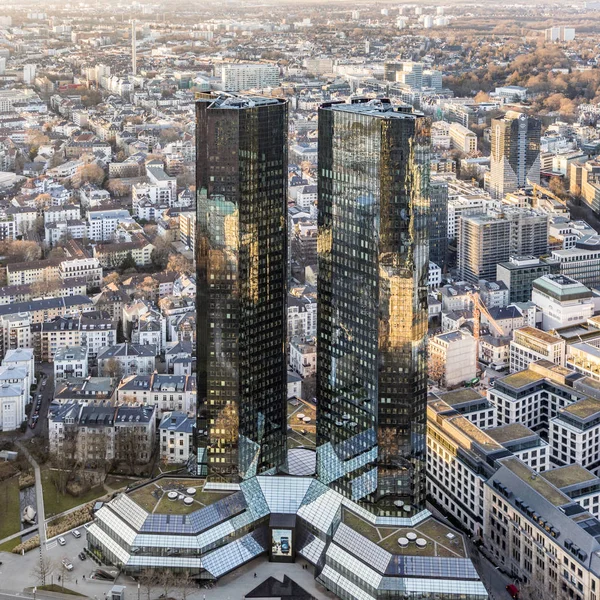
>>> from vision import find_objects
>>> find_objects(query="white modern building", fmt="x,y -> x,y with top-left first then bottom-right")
510,326 -> 566,373
531,274 -> 594,331
221,64 -> 280,92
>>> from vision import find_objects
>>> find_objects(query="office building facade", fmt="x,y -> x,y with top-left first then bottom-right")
317,98 -> 430,513
489,111 -> 541,199
195,94 -> 288,480
429,177 -> 449,270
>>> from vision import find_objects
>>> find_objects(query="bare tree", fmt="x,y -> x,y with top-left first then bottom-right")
179,571 -> 195,600
138,570 -> 158,600
157,570 -> 176,599
428,352 -> 446,387
50,428 -> 78,497
55,557 -> 72,591
30,555 -> 53,585
102,358 -> 124,381
115,426 -> 150,474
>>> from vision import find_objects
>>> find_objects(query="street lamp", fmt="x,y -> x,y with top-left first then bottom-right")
137,581 -> 140,600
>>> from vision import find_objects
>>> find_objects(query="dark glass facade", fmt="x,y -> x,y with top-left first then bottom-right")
316,99 -> 430,513
429,178 -> 448,270
196,94 -> 288,480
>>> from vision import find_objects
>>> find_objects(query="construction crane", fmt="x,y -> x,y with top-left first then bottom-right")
470,291 -> 505,341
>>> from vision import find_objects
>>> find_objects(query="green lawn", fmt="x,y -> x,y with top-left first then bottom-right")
0,538 -> 17,553
129,483 -> 162,512
41,469 -> 107,517
0,476 -> 21,541
36,584 -> 85,596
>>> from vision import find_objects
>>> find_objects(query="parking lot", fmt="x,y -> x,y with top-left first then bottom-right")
0,527 -> 118,597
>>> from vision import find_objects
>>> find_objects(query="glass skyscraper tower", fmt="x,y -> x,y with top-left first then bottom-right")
316,98 -> 431,513
195,94 -> 288,480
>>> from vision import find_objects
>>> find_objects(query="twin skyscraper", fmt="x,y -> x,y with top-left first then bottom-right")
195,94 -> 431,516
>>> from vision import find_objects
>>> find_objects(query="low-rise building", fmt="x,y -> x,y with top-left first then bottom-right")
289,337 -> 317,379
432,388 -> 496,429
97,343 -> 156,377
116,373 -> 196,415
510,326 -> 566,373
486,423 -> 550,472
54,346 -> 89,380
429,330 -> 478,388
567,342 -> 600,381
159,411 -> 194,464
48,402 -> 156,465
550,397 -> 600,474
488,360 -> 585,435
542,465 -> 600,519
427,398 -> 504,537
532,274 -> 594,331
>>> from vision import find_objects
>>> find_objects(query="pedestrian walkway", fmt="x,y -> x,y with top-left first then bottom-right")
16,440 -> 47,546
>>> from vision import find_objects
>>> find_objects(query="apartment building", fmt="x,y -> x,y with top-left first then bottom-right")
510,327 -> 566,373
58,258 -> 103,290
287,293 -> 317,339
97,343 -> 156,377
115,373 -> 196,414
221,63 -> 280,92
429,330 -> 478,387
289,337 -> 317,378
87,207 -> 132,242
54,346 -> 89,380
6,259 -> 61,286
159,411 -> 195,464
35,314 -> 117,361
48,403 -> 156,465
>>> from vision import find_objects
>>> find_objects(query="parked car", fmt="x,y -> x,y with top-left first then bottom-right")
61,558 -> 73,571
72,529 -> 81,539
78,552 -> 87,561
280,537 -> 290,554
506,584 -> 519,599
57,537 -> 66,546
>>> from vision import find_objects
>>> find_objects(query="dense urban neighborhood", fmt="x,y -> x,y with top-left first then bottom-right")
1,0 -> 600,599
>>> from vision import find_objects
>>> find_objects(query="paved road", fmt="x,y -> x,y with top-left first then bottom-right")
24,368 -> 53,441
15,441 -> 46,546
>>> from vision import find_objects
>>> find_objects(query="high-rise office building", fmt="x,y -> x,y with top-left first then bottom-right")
195,94 -> 288,480
489,111 -> 541,199
316,98 -> 430,513
429,178 -> 449,269
458,207 -> 548,283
